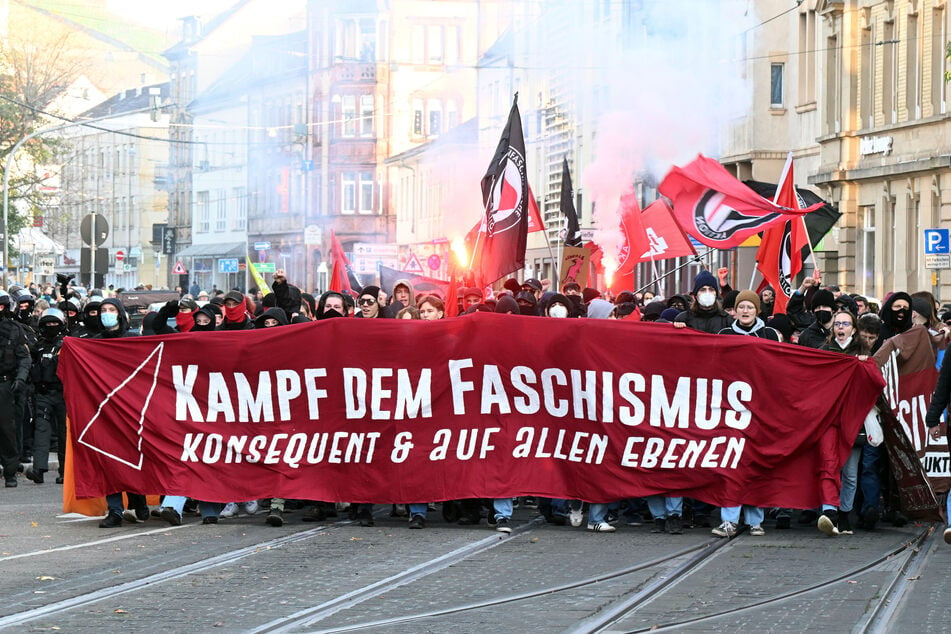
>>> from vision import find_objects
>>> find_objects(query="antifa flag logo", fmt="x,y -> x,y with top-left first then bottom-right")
693,190 -> 782,244
486,148 -> 526,237
777,221 -> 794,297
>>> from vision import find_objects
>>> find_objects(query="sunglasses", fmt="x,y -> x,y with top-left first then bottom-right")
832,321 -> 853,327
358,298 -> 377,306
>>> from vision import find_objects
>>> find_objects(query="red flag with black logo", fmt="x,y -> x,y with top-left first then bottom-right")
659,154 -> 823,249
755,154 -> 809,314
472,96 -> 529,286
613,191 -> 650,278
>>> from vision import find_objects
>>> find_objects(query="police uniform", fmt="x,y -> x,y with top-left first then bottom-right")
0,292 -> 32,487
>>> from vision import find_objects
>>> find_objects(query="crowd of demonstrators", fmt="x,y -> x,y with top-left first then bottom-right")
6,267 -> 951,542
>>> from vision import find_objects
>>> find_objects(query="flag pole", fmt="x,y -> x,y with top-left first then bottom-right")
633,248 -> 717,297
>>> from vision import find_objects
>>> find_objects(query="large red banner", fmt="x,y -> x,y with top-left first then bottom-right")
59,314 -> 884,508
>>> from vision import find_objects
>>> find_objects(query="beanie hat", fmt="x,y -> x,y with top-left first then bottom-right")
722,289 -> 740,310
735,290 -> 761,313
692,270 -> 719,295
494,295 -> 519,314
912,297 -> 933,322
811,289 -> 835,311
582,287 -> 601,303
660,307 -> 681,322
767,313 -> 795,341
642,300 -> 666,320
359,286 -> 381,301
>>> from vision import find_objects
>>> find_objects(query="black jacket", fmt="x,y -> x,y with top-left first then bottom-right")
675,307 -> 732,334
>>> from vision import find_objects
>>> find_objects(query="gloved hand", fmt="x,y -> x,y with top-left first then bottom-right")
12,379 -> 25,395
55,273 -> 75,285
163,300 -> 180,316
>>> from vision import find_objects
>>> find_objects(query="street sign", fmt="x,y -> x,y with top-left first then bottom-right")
254,241 -> 271,251
304,225 -> 322,246
926,254 -> 950,269
115,250 -> 125,262
403,252 -> 424,274
36,257 -> 54,276
924,228 -> 950,254
163,227 -> 176,255
80,213 -> 109,247
172,261 -> 187,275
255,262 -> 276,273
218,258 -> 239,273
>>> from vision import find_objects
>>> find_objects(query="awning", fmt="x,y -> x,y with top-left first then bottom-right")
176,241 -> 246,258
12,227 -> 65,255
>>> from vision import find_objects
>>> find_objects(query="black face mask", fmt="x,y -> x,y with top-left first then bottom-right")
17,308 -> 32,322
192,320 -> 216,332
40,325 -> 62,340
320,309 -> 345,320
518,304 -> 536,316
814,310 -> 833,326
887,308 -> 910,329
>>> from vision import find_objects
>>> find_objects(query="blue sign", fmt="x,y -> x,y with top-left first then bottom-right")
218,258 -> 239,273
924,229 -> 950,254
254,241 -> 270,251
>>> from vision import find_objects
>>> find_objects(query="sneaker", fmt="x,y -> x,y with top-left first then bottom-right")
522,497 -> 538,509
99,511 -> 123,528
4,476 -> 16,488
712,521 -> 737,538
160,507 -> 182,526
625,514 -> 645,527
775,516 -> 791,530
749,525 -> 766,536
944,528 -> 951,545
55,476 -> 64,485
818,510 -> 839,537
862,507 -> 880,530
390,504 -> 408,517
123,508 -> 149,523
587,521 -> 616,532
495,517 -> 512,533
357,509 -> 374,527
408,514 -> 425,529
666,515 -> 683,535
651,517 -> 666,533
202,516 -> 219,525
837,509 -> 853,535
266,508 -> 284,527
569,508 -> 584,527
243,500 -> 259,515
24,467 -> 44,484
302,505 -> 326,522
220,502 -> 239,518
606,510 -> 619,525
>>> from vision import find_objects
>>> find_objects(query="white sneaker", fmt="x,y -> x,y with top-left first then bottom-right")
220,502 -> 239,518
711,521 -> 737,538
749,525 -> 766,536
586,521 -> 616,532
817,514 -> 839,537
243,500 -> 259,515
569,508 -> 584,527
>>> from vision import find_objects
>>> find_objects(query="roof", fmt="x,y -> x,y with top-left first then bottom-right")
79,82 -> 171,119
177,241 -> 246,258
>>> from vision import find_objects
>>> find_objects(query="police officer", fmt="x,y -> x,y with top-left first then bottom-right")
25,308 -> 68,485
13,291 -> 38,464
0,291 -> 31,487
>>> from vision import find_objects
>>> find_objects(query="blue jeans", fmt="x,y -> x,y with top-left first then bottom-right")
720,505 -> 765,526
646,496 -> 683,519
860,444 -> 881,513
493,497 -> 513,521
408,503 -> 427,518
163,495 -> 187,514
588,503 -> 608,524
823,447 -> 862,512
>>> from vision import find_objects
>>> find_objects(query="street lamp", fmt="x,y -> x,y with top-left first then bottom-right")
2,107 -> 152,286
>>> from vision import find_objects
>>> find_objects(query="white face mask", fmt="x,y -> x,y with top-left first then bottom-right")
697,292 -> 717,308
549,304 -> 569,318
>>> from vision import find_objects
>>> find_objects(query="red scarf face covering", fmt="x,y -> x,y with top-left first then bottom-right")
225,304 -> 246,323
175,311 -> 194,333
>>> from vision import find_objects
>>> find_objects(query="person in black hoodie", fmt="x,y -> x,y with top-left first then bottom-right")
874,291 -> 913,353
796,288 -> 836,349
220,290 -> 254,330
271,269 -> 302,322
94,299 -> 150,528
672,270 -> 732,334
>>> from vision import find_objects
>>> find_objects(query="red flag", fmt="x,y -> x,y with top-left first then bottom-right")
329,230 -> 353,294
659,154 -> 824,249
526,185 -> 545,234
614,191 -> 650,277
755,154 -> 809,313
636,199 -> 697,263
473,96 -> 529,286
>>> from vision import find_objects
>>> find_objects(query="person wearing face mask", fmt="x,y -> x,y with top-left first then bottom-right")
812,309 -> 867,537
25,308 -> 68,485
874,292 -> 913,352
92,299 -> 151,527
796,288 -> 836,349
220,290 -> 254,330
545,293 -> 574,318
672,270 -> 732,334
315,291 -> 347,320
515,290 -> 539,316
0,291 -> 31,488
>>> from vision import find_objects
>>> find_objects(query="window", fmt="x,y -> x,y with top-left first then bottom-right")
233,187 -> 246,230
342,95 -> 356,137
906,13 -> 920,120
427,26 -> 443,63
445,26 -> 460,65
447,100 -> 458,130
825,36 -> 840,134
411,25 -> 425,63
798,9 -> 816,105
429,109 -> 442,137
360,172 -> 374,213
197,191 -> 210,233
360,94 -> 374,136
359,19 -> 376,61
859,205 -> 875,297
215,189 -> 227,232
342,172 -> 356,213
931,7 -> 947,115
861,26 -> 873,127
882,20 -> 896,123
770,63 -> 784,108
412,99 -> 423,136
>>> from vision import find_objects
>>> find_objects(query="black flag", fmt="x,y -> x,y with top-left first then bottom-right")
474,95 -> 529,286
561,157 -> 582,247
